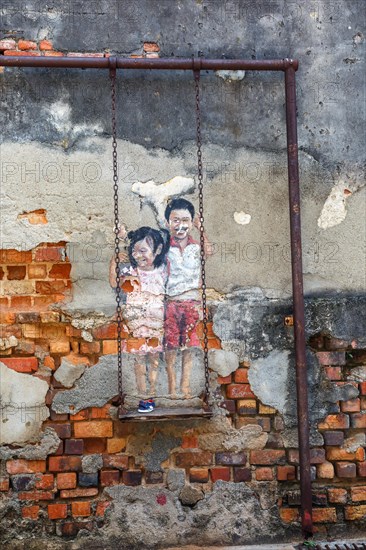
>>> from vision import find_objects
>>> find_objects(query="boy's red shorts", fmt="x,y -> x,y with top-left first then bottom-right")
164,300 -> 201,349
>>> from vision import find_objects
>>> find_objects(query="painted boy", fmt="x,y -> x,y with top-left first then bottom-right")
164,198 -> 211,398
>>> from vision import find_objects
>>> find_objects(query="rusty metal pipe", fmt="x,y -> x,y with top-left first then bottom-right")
285,66 -> 313,538
0,55 -> 298,71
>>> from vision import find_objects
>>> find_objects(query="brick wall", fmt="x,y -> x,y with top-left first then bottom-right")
1,243 -> 365,538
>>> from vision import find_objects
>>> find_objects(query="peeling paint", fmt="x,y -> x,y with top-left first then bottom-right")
234,211 -> 251,225
317,182 -> 348,229
131,176 -> 195,226
215,70 -> 246,82
0,362 -> 49,445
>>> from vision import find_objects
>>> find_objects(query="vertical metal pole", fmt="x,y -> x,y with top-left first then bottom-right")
284,64 -> 313,538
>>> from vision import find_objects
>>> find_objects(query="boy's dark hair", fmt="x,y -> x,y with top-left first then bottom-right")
164,198 -> 195,221
127,226 -> 170,268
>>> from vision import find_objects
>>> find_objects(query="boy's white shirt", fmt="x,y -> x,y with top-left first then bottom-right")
166,238 -> 201,300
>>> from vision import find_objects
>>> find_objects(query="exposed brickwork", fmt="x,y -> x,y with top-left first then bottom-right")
0,162 -> 365,541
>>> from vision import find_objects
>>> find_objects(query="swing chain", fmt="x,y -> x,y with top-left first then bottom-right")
110,62 -> 124,410
194,69 -> 210,405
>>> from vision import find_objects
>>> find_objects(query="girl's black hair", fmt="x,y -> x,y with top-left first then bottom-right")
127,226 -> 170,268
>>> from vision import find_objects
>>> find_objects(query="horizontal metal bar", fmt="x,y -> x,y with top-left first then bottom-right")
0,55 -> 298,71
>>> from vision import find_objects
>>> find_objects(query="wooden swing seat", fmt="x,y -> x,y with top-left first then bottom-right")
118,405 -> 212,422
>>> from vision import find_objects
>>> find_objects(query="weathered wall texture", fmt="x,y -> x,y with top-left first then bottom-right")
0,1 -> 365,548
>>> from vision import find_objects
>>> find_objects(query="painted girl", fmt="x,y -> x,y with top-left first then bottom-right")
110,226 -> 169,402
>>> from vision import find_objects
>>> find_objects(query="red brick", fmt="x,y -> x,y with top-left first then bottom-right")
71,409 -> 89,421
102,340 -> 118,354
181,434 -> 198,449
64,439 -> 84,455
90,403 -> 111,420
226,383 -> 255,399
323,431 -> 344,446
18,40 -> 37,50
358,462 -> 366,477
326,447 -> 365,462
6,459 -> 46,474
71,501 -> 91,517
36,280 -> 67,294
143,42 -> 160,52
4,50 -> 40,56
7,265 -> 26,280
328,488 -> 347,503
96,500 -> 111,517
100,470 -> 120,486
237,399 -> 257,415
60,488 -> 98,498
217,374 -> 232,384
233,468 -> 251,482
255,467 -> 273,481
84,438 -> 106,454
15,339 -> 36,355
92,323 -> 117,340
341,398 -> 361,413
318,413 -> 350,430
280,508 -> 299,523
220,399 -> 236,414
250,450 -> 286,465
39,40 -> 53,50
215,452 -> 246,466
44,422 -> 71,439
0,477 -> 10,491
48,456 -> 81,472
317,462 -> 335,479
49,339 -> 70,355
1,356 -> 38,373
277,465 -> 296,481
44,51 -> 63,57
0,312 -> 16,324
175,451 -> 213,468
122,470 -> 142,486
360,382 -> 366,395
317,351 -> 346,365
0,249 -> 32,263
19,491 -> 54,501
28,264 -> 47,279
351,412 -> 366,428
35,474 -> 54,490
344,505 -> 366,521
103,454 -> 129,470
34,246 -> 65,262
48,263 -> 71,279
324,366 -> 342,380
288,448 -> 325,464
335,462 -> 357,478
189,468 -> 209,483
351,486 -> 366,502
22,505 -> 40,519
57,472 -> 77,489
48,503 -> 68,520
312,508 -> 337,523
74,420 -> 113,438
234,368 -> 249,383
60,521 -> 79,536
210,467 -> 230,482
79,341 -> 101,355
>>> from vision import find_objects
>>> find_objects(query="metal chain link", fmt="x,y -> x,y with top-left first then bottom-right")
194,70 -> 210,404
109,63 -> 124,410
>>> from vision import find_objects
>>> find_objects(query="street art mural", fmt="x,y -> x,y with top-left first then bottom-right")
109,198 -> 210,412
